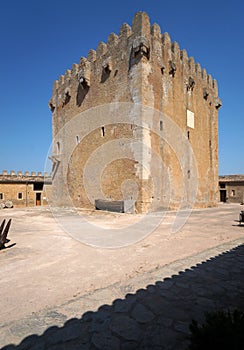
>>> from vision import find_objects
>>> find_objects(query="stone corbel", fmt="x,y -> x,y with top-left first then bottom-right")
215,97 -> 222,110
78,59 -> 91,87
102,57 -> 112,73
62,88 -> 71,107
77,66 -> 90,105
101,57 -> 112,83
132,36 -> 150,60
203,88 -> 209,100
160,58 -> 166,74
78,69 -> 90,88
169,60 -> 176,77
187,76 -> 195,91
48,99 -> 55,112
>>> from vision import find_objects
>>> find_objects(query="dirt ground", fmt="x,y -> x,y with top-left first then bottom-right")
0,203 -> 243,326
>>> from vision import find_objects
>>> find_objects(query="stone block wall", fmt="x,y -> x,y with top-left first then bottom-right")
49,12 -> 221,212
219,175 -> 244,204
0,171 -> 52,208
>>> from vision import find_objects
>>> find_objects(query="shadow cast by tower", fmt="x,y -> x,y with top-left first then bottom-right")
2,243 -> 244,350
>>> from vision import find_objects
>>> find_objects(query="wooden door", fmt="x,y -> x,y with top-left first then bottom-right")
220,190 -> 226,202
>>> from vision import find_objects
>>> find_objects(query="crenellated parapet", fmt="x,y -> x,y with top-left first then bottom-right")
0,170 -> 52,183
48,11 -> 221,115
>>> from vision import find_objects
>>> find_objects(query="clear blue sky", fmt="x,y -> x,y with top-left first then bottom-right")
0,0 -> 243,175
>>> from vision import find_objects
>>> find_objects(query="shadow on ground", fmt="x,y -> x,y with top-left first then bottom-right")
2,244 -> 244,350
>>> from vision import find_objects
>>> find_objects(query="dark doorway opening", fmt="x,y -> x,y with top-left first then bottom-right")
220,190 -> 226,202
36,193 -> 41,206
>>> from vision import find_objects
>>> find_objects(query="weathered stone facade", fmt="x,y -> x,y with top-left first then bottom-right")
0,170 -> 52,208
49,12 -> 221,213
219,175 -> 244,204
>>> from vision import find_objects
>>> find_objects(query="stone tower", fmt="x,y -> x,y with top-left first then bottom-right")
48,12 -> 221,213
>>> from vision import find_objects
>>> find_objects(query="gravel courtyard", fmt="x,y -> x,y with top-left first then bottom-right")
0,203 -> 243,348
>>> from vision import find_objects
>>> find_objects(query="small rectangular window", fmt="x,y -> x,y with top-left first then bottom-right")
56,141 -> 60,154
17,192 -> 23,200
0,193 -> 3,200
160,120 -> 163,131
101,126 -> 105,137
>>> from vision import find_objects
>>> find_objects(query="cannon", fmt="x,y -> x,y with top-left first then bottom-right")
0,219 -> 12,250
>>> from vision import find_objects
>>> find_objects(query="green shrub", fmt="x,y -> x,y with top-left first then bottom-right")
187,309 -> 244,350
